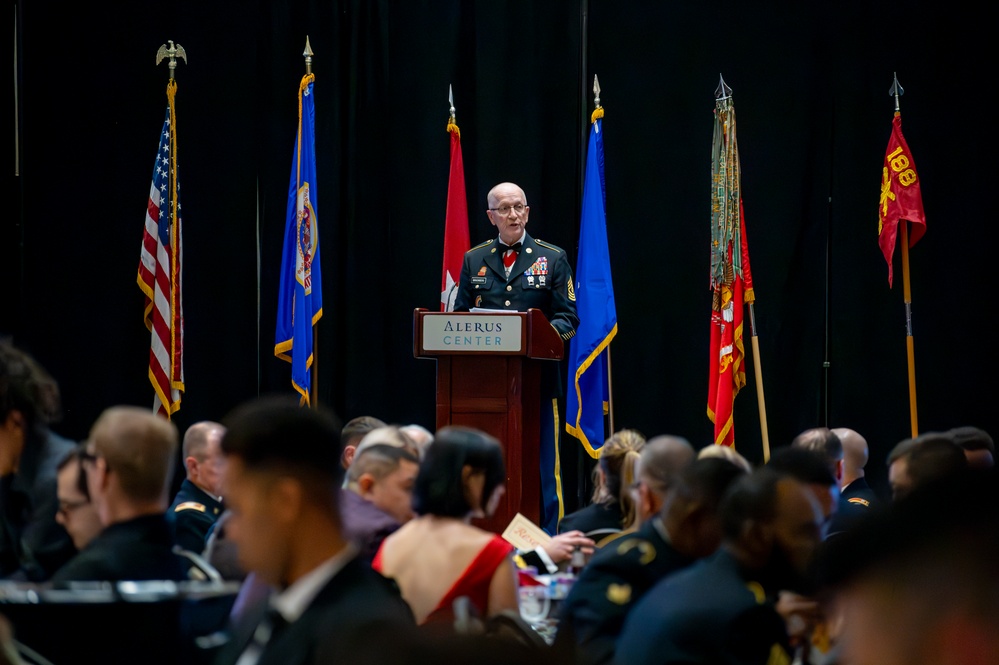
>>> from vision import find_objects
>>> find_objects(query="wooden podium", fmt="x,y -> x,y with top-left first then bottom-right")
414,308 -> 564,533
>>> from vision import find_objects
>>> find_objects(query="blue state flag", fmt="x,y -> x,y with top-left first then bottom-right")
275,74 -> 323,405
566,115 -> 617,457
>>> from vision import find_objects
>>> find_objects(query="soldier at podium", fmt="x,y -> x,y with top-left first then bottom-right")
454,182 -> 578,533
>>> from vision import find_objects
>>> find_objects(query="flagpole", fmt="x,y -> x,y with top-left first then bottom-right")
748,305 -> 771,461
303,37 -> 320,409
900,221 -> 918,436
890,73 -> 918,437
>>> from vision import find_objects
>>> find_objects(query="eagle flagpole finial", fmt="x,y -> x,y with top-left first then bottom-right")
155,40 -> 187,80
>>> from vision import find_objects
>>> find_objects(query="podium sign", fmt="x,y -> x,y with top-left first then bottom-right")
414,309 -> 563,532
420,314 -> 523,353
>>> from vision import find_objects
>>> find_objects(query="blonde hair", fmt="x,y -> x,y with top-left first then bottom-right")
594,429 -> 645,529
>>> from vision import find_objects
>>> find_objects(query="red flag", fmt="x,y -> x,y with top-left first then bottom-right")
878,113 -> 926,286
707,238 -> 748,448
441,119 -> 470,311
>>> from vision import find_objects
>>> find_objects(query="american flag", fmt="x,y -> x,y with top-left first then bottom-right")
137,98 -> 184,418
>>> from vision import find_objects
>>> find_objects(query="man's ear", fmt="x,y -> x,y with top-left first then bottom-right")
270,477 -> 304,523
357,473 -> 376,496
341,445 -> 356,469
185,456 -> 199,478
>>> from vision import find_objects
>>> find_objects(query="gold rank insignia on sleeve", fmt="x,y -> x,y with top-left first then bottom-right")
847,497 -> 871,507
567,281 -> 576,302
174,501 -> 206,513
606,583 -> 632,605
765,643 -> 791,665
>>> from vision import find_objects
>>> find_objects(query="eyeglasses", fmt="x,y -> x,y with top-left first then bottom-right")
79,448 -> 99,466
488,203 -> 527,216
57,499 -> 90,518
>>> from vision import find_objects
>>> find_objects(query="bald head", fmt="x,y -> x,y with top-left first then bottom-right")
486,182 -> 527,209
832,428 -> 869,486
639,436 -> 696,498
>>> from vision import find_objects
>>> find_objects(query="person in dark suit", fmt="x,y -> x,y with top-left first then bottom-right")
0,342 -> 76,581
453,182 -> 578,533
616,468 -> 824,665
556,456 -> 746,665
50,406 -> 186,583
212,395 -> 414,665
167,421 -> 225,555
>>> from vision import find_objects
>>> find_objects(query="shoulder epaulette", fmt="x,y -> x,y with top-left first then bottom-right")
468,239 -> 494,252
175,501 -> 206,513
534,240 -> 564,253
847,497 -> 871,508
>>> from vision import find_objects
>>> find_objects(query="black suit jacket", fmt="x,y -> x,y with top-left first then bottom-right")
50,513 -> 186,584
214,554 -> 415,665
0,429 -> 76,581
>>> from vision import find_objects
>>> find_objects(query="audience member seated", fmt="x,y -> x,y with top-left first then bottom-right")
339,415 -> 387,470
167,421 -> 225,555
696,442 -> 753,472
948,425 -> 995,469
556,456 -> 745,665
50,406 -> 185,584
0,342 -> 76,580
887,433 -> 967,502
341,426 -> 421,562
212,396 -> 413,665
791,427 -> 843,483
558,429 -> 645,539
373,426 -> 518,625
767,446 -> 840,537
826,427 -> 877,537
616,467 -> 824,665
624,435 -> 696,529
54,446 -> 102,552
821,467 -> 998,665
399,423 -> 434,458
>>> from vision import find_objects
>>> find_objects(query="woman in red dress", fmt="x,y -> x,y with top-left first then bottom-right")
372,426 -> 517,624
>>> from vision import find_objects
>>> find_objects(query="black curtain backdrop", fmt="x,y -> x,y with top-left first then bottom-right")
7,0 -> 993,505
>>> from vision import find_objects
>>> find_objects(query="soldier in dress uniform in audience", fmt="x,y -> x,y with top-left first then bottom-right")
616,468 -> 825,665
556,456 -> 745,665
167,421 -> 225,554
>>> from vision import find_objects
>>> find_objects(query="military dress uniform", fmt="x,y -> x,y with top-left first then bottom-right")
826,476 -> 878,537
454,233 -> 578,533
555,517 -> 695,665
617,548 -> 793,665
166,478 -> 223,555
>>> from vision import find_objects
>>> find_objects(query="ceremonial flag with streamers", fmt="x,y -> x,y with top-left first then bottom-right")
275,74 -> 323,405
566,107 -> 617,458
137,81 -> 184,418
707,98 -> 755,448
878,113 -> 926,286
441,116 -> 470,311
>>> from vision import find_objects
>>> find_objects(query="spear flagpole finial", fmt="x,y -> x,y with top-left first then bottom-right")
304,36 -> 314,75
155,40 -> 187,81
889,71 -> 904,113
593,74 -> 601,109
449,84 -> 455,120
715,73 -> 732,102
